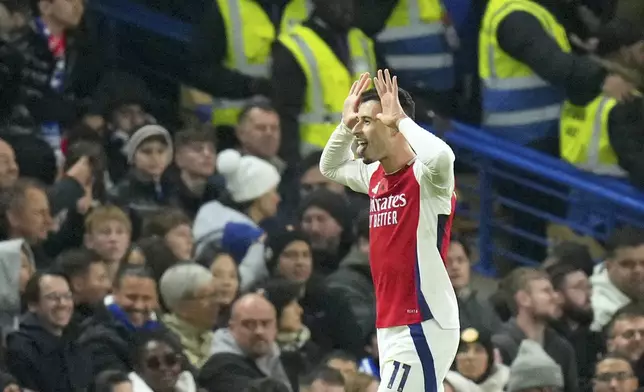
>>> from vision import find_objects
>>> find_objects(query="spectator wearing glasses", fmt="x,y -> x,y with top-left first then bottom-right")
593,355 -> 638,392
128,330 -> 197,392
5,271 -> 93,392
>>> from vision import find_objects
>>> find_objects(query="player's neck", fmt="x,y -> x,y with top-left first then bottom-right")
516,312 -> 546,342
380,146 -> 416,175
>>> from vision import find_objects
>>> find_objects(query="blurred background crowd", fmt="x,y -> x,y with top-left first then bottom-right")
1,0 -> 644,391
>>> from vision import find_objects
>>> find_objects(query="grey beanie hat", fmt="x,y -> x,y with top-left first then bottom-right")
125,124 -> 173,163
508,340 -> 564,392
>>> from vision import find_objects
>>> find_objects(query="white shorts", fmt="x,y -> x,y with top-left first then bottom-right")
377,319 -> 459,392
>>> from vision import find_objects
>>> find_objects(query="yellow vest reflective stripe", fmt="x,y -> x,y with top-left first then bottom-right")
560,96 -> 626,176
212,0 -> 275,127
377,0 -> 454,90
280,0 -> 311,32
479,0 -> 570,144
278,25 -> 377,154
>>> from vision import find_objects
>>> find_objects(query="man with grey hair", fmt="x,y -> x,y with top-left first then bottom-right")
198,293 -> 293,392
160,263 -> 218,369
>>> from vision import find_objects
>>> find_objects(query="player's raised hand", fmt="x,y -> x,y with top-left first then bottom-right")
373,69 -> 408,129
342,72 -> 371,129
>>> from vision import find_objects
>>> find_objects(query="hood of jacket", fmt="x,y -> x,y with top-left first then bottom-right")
210,328 -> 287,382
192,200 -> 257,255
0,239 -> 33,338
339,244 -> 370,271
6,312 -> 66,353
446,364 -> 509,392
590,262 -> 631,331
129,370 -> 197,392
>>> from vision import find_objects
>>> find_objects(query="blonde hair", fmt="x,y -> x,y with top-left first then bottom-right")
345,373 -> 378,392
85,205 -> 132,234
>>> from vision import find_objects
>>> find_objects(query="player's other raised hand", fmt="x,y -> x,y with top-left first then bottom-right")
342,72 -> 371,129
373,69 -> 408,129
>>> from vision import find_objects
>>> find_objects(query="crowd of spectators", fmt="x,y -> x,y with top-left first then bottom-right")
1,0 -> 644,391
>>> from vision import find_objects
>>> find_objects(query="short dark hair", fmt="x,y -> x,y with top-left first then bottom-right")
300,366 -> 345,388
174,126 -> 216,151
450,235 -> 471,259
546,262 -> 583,291
238,97 -> 277,124
55,248 -> 104,282
89,370 -> 131,392
549,241 -> 594,276
64,140 -> 107,175
113,264 -> 155,289
23,271 -> 69,306
130,329 -> 184,370
136,236 -> 180,284
322,350 -> 357,365
243,378 -> 290,392
606,227 -> 644,258
604,303 -> 644,338
360,88 -> 415,120
141,208 -> 191,238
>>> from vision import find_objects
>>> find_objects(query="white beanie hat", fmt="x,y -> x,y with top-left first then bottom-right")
217,149 -> 281,203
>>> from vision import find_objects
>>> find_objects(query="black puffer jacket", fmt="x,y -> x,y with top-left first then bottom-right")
0,22 -> 85,136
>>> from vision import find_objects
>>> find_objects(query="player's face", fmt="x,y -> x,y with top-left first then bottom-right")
353,100 -> 392,164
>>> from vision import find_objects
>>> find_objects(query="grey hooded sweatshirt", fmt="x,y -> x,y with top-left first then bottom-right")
0,239 -> 34,340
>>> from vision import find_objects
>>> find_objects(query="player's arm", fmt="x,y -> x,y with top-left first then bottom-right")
319,72 -> 373,194
319,122 -> 371,194
397,116 -> 455,193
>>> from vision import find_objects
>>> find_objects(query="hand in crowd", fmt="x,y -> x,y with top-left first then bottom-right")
602,74 -> 636,102
66,155 -> 94,187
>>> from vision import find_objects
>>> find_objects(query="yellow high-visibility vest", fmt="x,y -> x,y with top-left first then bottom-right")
278,24 -> 377,153
479,0 -> 570,144
209,0 -> 275,127
560,95 -> 626,176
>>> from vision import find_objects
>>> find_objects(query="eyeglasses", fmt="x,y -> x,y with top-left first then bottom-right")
145,353 -> 181,370
595,372 -> 634,383
42,292 -> 73,303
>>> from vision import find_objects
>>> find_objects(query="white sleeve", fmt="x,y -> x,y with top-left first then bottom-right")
398,118 -> 455,195
319,122 -> 371,194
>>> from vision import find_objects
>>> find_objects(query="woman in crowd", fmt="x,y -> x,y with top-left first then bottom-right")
195,246 -> 239,328
129,330 -> 197,392
193,149 -> 282,290
445,327 -> 509,392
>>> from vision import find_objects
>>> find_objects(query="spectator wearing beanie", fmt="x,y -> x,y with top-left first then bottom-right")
108,124 -> 177,239
445,327 -> 509,392
507,340 -> 564,392
326,209 -> 376,340
265,229 -> 364,359
298,189 -> 354,276
257,278 -> 320,391
193,149 -> 280,291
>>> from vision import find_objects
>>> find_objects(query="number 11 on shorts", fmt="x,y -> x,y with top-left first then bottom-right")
386,360 -> 411,391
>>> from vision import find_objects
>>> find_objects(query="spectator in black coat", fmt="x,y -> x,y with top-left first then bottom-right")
78,265 -> 162,375
5,271 -> 93,392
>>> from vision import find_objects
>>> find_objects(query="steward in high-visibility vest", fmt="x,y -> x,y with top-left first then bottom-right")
277,24 -> 377,153
559,95 -> 626,176
479,0 -> 570,144
281,0 -> 455,91
377,0 -> 456,91
209,0 -> 275,127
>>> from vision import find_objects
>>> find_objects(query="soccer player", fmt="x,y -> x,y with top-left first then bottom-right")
320,69 -> 459,392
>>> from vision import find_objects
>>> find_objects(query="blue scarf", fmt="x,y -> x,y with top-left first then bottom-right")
106,303 -> 159,332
